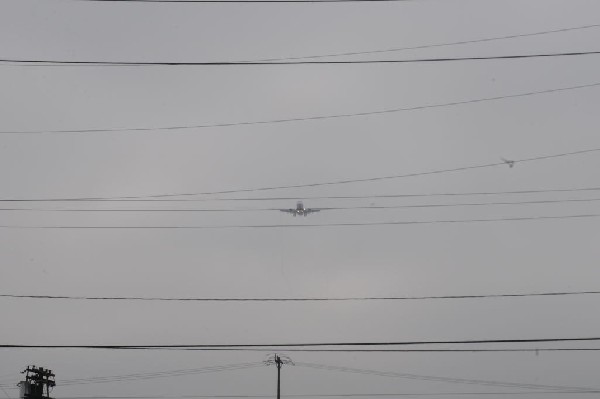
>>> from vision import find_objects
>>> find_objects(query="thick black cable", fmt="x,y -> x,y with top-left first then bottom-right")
1,147 -> 599,201
2,289 -> 600,302
2,346 -> 600,353
0,213 -> 599,229
153,348 -> 600,352
2,82 -> 598,136
2,51 -> 600,66
77,0 -> 412,3
4,337 -> 600,349
43,392 -> 600,398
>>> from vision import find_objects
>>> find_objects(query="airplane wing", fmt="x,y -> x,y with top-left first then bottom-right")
280,209 -> 295,214
305,209 -> 321,214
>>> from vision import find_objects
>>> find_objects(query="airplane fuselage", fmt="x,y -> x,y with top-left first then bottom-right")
292,202 -> 308,216
280,201 -> 319,217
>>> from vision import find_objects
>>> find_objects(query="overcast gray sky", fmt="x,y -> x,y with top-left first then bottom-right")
1,0 -> 600,398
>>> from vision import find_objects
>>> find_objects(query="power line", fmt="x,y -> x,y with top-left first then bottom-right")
2,289 -> 600,302
130,186 -> 600,202
0,364 -> 265,389
49,393 -> 600,398
1,146 -> 599,200
1,349 -> 599,393
4,337 -> 600,349
4,360 -> 597,393
46,392 -> 600,398
3,21 -> 598,63
1,213 -> 599,229
2,82 -> 598,136
57,363 -> 265,386
2,347 -> 599,354
2,346 -> 600,353
250,23 -> 600,62
2,186 -> 600,203
59,366 -> 264,385
294,362 -> 598,392
119,348 -> 600,354
0,387 -> 12,399
2,51 -> 600,67
76,0 -> 412,3
3,196 -> 600,212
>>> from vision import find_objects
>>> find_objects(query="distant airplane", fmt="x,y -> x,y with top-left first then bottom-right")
280,201 -> 320,217
501,158 -> 515,168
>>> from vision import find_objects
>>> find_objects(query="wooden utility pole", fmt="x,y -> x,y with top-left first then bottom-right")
265,354 -> 293,399
275,355 -> 282,399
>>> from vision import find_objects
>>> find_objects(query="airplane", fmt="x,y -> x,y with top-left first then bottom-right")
280,201 -> 320,217
501,158 -> 515,168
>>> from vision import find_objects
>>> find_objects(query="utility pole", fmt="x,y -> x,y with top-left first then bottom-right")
265,354 -> 293,399
18,366 -> 55,399
276,355 -> 282,399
